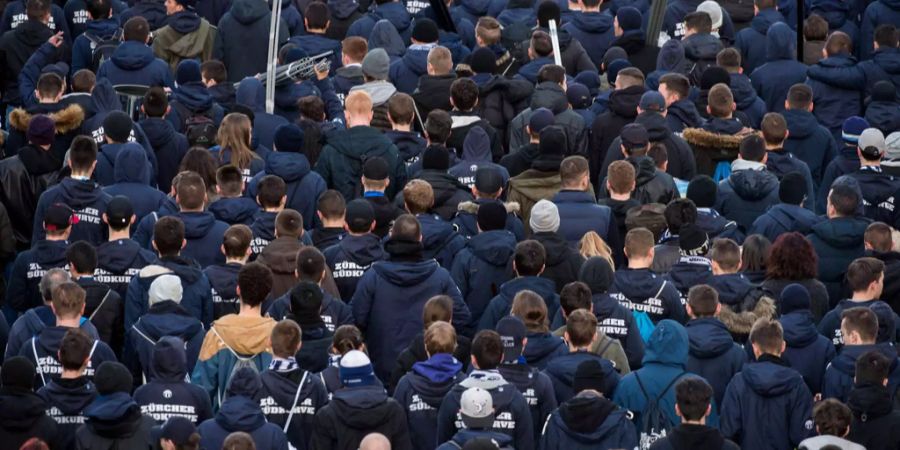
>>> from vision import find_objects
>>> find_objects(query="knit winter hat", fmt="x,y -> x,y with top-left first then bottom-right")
779,283 -> 810,314
886,132 -> 900,159
475,166 -> 504,194
103,111 -> 133,143
573,359 -> 617,396
470,47 -> 497,74
616,7 -> 642,31
175,59 -> 202,85
289,281 -> 325,328
27,115 -> 55,146
340,350 -> 377,387
696,0 -> 723,29
779,172 -> 808,205
574,71 -> 601,95
94,361 -> 133,395
842,116 -> 869,144
1,356 -> 35,390
528,108 -> 555,134
872,80 -> 896,102
274,124 -> 305,153
606,58 -> 632,85
422,145 -> 450,171
149,274 -> 183,305
530,199 -> 560,233
411,18 -> 439,43
578,256 -> 615,294
566,82 -> 592,109
679,224 -> 709,256
363,156 -> 390,180
687,175 -> 717,208
699,66 -> 730,90
362,48 -> 391,80
539,126 -> 567,156
477,200 -> 507,231
602,47 -> 628,71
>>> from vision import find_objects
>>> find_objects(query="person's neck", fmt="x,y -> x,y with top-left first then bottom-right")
108,229 -> 130,241
71,270 -> 91,280
45,235 -> 68,242
861,160 -> 881,168
765,144 -> 783,152
159,252 -> 180,259
263,206 -> 283,213
529,136 -> 540,144
560,184 -> 583,192
238,303 -> 262,317
569,345 -> 590,352
56,317 -> 80,328
609,191 -> 631,201
349,231 -> 370,237
225,257 -> 247,265
307,27 -> 327,34
70,171 -> 92,179
582,5 -> 600,11
392,123 -> 412,132
322,220 -> 344,228
60,369 -> 84,380
347,119 -> 371,128
627,260 -> 651,270
363,187 -> 385,194
681,417 -> 707,426
180,207 -> 204,214
851,292 -> 876,302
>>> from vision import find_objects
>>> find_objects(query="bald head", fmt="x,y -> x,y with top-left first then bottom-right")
359,433 -> 391,450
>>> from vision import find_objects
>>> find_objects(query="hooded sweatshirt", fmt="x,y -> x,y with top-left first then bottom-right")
323,233 -> 385,301
97,40 -> 174,88
807,216 -> 870,303
750,22 -> 808,114
0,386 -> 59,450
735,8 -> 786,73
312,384 -> 413,450
215,0 -> 289,82
127,300 -> 205,383
6,239 -> 69,312
20,326 -> 118,388
393,353 -> 465,450
824,343 -> 900,403
716,160 -> 780,232
685,317 -> 746,407
781,108 -> 838,191
610,269 -> 687,324
749,203 -> 823,243
561,12 -> 615,68
807,55 -> 867,134
449,229 -> 516,328
448,126 -> 510,188
778,311 -> 836,394
543,351 -> 620,403
76,391 -> 156,449
316,125 -> 407,200
124,256 -> 214,329
38,376 -> 97,449
103,144 -> 170,222
846,381 -> 900,450
540,391 -> 638,450
133,335 -> 213,423
198,369 -> 289,450
32,177 -> 111,246
248,152 -> 326,229
346,1 -> 413,42
258,363 -> 329,450
234,77 -> 291,151
479,276 -> 561,332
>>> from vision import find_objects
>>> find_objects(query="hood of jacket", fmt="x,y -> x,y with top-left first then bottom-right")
87,79 -> 121,116
11,19 -> 51,47
831,343 -> 897,377
97,239 -> 153,274
372,258 -> 439,287
39,377 -> 96,415
400,46 -> 430,77
328,0 -> 359,19
686,318 -> 735,359
524,331 -> 567,362
371,2 -> 411,32
608,85 -> 644,118
709,273 -> 756,307
31,239 -> 68,267
111,40 -> 158,72
730,73 -> 759,110
614,268 -> 671,304
51,177 -> 105,211
139,117 -> 177,147
628,155 -> 660,188
810,0 -> 850,28
369,19 -> 406,58
112,142 -> 151,184
643,319 -> 689,366
407,357 -> 463,407
571,11 -> 613,33
847,382 -> 895,420
230,0 -> 269,24
337,233 -> 385,267
264,151 -> 311,182
742,357 -> 806,396
668,98 -> 703,129
683,33 -> 722,61
780,311 -> 820,348
783,108 -> 820,139
327,125 -> 397,162
808,55 -> 866,90
84,392 -> 145,438
136,302 -> 203,354
530,81 -> 569,114
330,385 -> 397,429
765,21 -> 796,61
556,392 -> 623,439
534,232 -> 576,266
174,82 -> 214,111
499,276 -> 557,304
727,166 -> 779,200
149,334 -> 191,381
168,10 -> 201,34
635,112 -> 672,142
209,197 -> 258,224
350,80 -> 397,106
0,388 -> 48,431
215,395 -> 266,431
449,430 -> 514,448
209,314 -> 275,355
178,211 -> 220,239
235,77 -> 265,112
751,8 -> 785,35
461,126 -> 492,162
156,255 -> 204,285
809,216 -> 869,249
458,0 -> 492,15
872,47 -> 900,75
657,39 -> 688,72
466,230 -> 516,267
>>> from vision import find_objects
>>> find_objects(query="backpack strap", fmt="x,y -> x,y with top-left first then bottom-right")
31,338 -> 46,387
656,371 -> 687,403
89,290 -> 112,321
210,326 -> 242,359
130,322 -> 157,346
653,280 -> 667,299
634,371 -> 649,403
283,370 -> 310,434
83,31 -> 100,47
88,340 -> 99,359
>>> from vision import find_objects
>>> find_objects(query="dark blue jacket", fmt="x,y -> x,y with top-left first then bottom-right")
716,166 -> 780,233
0,0 -> 68,36
452,200 -> 525,241
810,0 -> 859,44
418,213 -> 467,269
323,233 -> 385,301
208,197 -> 259,226
103,145 -> 169,223
199,391 -> 289,450
665,256 -> 714,302
823,343 -> 900,402
561,12 -> 615,68
77,391 -> 156,449
346,2 -> 413,41
807,55 -> 866,134
96,141 -> 157,188
860,48 -> 900,95
166,82 -> 226,134
861,0 -> 900,60
273,76 -> 342,123
131,200 -> 178,249
544,351 -> 619,403
779,311 -> 835,394
866,99 -> 900,134
516,56 -> 554,84
311,383 -> 412,449
436,371 -> 535,450
265,289 -> 354,333
386,130 -> 426,167
124,256 -> 214,329
258,367 -> 329,450
782,108 -> 839,192
63,0 -> 124,37
5,306 -> 99,360
126,301 -> 205,383
450,230 -> 516,329
389,44 -> 430,94
70,18 -> 120,74
20,325 -> 118,388
437,430 -> 514,450
6,239 -> 68,312
540,392 -> 638,450
235,77 -> 291,151
706,273 -> 761,311
37,376 -> 96,449
174,212 -> 229,268
729,73 -> 766,128
720,355 -> 813,450
695,208 -> 744,243
522,332 -> 568,370
119,2 -> 168,30
96,40 -> 174,88
209,147 -> 266,184
750,22 -> 808,114
497,362 -> 557,441
666,99 -> 704,134
586,293 -> 645,370
33,177 -> 111,246
749,203 -> 822,243
393,353 -> 465,450
450,0 -> 505,24
351,244 -> 470,381
214,0 -> 289,82
447,126 -> 509,188
497,7 -> 536,28
765,150 -> 816,210
552,190 -> 617,248
685,318 -> 746,408
133,335 -> 213,423
247,152 -> 326,230
818,145 -> 861,213
735,8 -> 786,73
204,263 -> 241,319
845,167 -> 900,225
610,269 -> 687,324
807,216 -> 869,303
289,33 -> 343,73
479,276 -> 560,332
817,299 -> 898,348
315,125 -> 407,201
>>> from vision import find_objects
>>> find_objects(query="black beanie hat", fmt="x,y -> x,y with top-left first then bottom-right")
477,200 -> 508,231
470,47 -> 497,74
578,256 -> 614,294
412,18 -> 440,43
423,145 -> 450,171
103,111 -> 133,143
679,224 -> 709,256
289,281 -> 325,328
686,175 -> 718,208
539,126 -> 567,156
572,359 -> 616,396
700,66 -> 730,90
779,171 -> 807,205
1,356 -> 35,390
94,361 -> 133,395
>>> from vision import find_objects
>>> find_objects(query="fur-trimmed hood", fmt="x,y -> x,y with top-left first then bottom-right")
719,295 -> 777,336
8,104 -> 85,134
682,126 -> 755,149
457,200 -> 520,215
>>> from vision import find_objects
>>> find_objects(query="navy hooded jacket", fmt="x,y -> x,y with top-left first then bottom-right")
258,366 -> 329,450
845,167 -> 900,225
6,239 -> 68,312
204,262 -> 242,319
807,216 -> 869,303
214,0 -> 289,82
133,335 -> 213,423
37,376 -> 96,449
750,23 -> 808,114
346,2 -> 413,41
552,190 -> 617,249
436,371 -> 534,450
393,353 -> 465,450
543,351 -> 620,403
166,82 -> 226,134
125,256 -> 214,329
208,197 -> 259,226
716,165 -> 780,233
728,73 -> 766,129
173,212 -> 229,268
198,372 -> 290,450
452,200 -> 526,242
749,203 -> 822,243
540,392 -> 638,450
823,343 -> 900,402
782,108 -> 839,192
448,126 -> 510,188
235,77 -> 291,151
351,239 -> 470,381
312,383 -> 413,450
96,40 -> 174,88
662,0 -> 735,41
389,44 -> 432,95
33,177 -> 111,246
735,8 -> 786,73
126,301 -> 205,383
418,213 -> 467,269
860,48 -> 900,95
720,354 -> 813,450
610,268 -> 687,325
561,12 -> 615,68
5,306 -> 100,360
817,299 -> 899,349
118,1 -> 168,30
807,55 -> 866,134
315,124 -> 407,201
265,288 -> 354,333
95,141 -> 157,188
20,325 -> 118,388
75,390 -> 156,449
765,150 -> 816,210
685,318 -> 746,408
137,117 -> 187,194
861,0 -> 900,60
94,238 -> 158,299
866,99 -> 900,134
247,151 -> 326,230
449,229 -> 516,328
522,331 -> 568,370
0,0 -> 68,37
496,361 -> 557,441
779,310 -> 836,394
817,145 -> 861,212
323,233 -> 385,301
478,276 -> 561,332
665,256 -> 714,302
103,144 -> 170,222
70,18 -> 120,74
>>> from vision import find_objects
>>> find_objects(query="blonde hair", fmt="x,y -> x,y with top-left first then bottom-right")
579,231 -> 615,269
345,90 -> 373,116
217,113 -> 259,170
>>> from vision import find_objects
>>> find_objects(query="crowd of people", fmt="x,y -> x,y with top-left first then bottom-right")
0,0 -> 896,446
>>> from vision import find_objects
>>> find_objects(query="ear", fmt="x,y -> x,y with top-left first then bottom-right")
220,244 -> 226,256
102,213 -> 108,225
181,238 -> 187,250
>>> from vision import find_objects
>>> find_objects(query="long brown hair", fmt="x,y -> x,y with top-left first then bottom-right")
216,113 -> 258,170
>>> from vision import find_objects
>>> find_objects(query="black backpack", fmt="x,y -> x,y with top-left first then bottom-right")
172,102 -> 217,148
635,371 -> 686,450
84,29 -> 122,72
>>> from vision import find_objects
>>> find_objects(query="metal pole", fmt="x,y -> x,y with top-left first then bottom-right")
796,0 -> 804,62
548,19 -> 563,67
646,0 -> 668,47
265,0 -> 283,114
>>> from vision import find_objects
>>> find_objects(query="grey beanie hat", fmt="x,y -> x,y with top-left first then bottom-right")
362,48 -> 391,80
529,200 -> 560,233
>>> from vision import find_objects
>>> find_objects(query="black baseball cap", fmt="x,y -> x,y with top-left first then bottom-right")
345,199 -> 375,231
621,123 -> 649,150
151,416 -> 197,446
474,166 -> 503,195
44,203 -> 77,232
105,196 -> 134,229
362,156 -> 390,180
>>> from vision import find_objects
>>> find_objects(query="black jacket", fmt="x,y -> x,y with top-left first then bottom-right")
868,250 -> 900,314
847,383 -> 900,450
0,145 -> 61,250
649,423 -> 740,450
0,19 -> 54,106
599,112 -> 697,182
600,155 -> 678,206
37,377 -> 96,450
311,385 -> 413,450
413,73 -> 456,121
388,331 -> 472,393
0,387 -> 60,450
473,73 -> 533,153
533,231 -> 586,292
613,31 -> 659,76
590,85 -> 645,185
77,277 -> 123,357
76,392 -> 155,450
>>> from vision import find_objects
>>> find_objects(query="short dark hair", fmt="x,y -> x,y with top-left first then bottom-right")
856,349 -> 891,385
675,377 -> 714,421
275,209 -> 303,238
143,87 -> 168,117
387,93 -> 415,125
256,175 -> 286,208
304,2 -> 329,29
26,0 -> 50,21
803,14 -> 828,40
450,78 -> 479,111
664,198 -> 697,230
825,31 -> 853,56
123,16 -> 150,42
829,182 -> 861,216
648,143 -> 668,167
841,307 -> 878,343
709,238 -> 741,271
298,96 -> 325,121
66,241 -> 97,274
739,134 -> 767,162
716,48 -> 741,70
865,222 -> 893,253
846,257 -> 885,292
86,0 -> 111,19
59,328 -> 93,371
761,113 -> 788,145
296,246 -> 326,282
391,214 -> 421,241
537,64 -> 566,84
514,240 -> 546,276
530,30 -> 552,57
238,262 -> 273,307
559,156 -> 589,187
317,190 -> 346,220
471,330 -> 503,370
216,165 -> 244,197
707,83 -> 734,118
201,60 -> 227,84
813,399 -> 852,437
560,281 -> 592,316
565,309 -> 598,347
659,73 -> 690,99
688,285 -> 718,317
71,70 -> 95,93
684,11 -> 712,33
749,318 -> 783,354
787,83 -> 813,110
874,24 -> 898,48
176,171 -> 207,210
425,109 -> 452,143
223,224 -> 252,259
153,216 -> 185,256
37,73 -> 63,99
